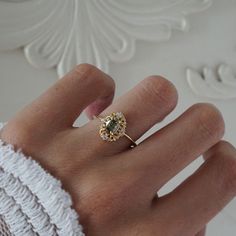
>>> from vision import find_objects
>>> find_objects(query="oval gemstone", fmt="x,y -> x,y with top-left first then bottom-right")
106,119 -> 119,133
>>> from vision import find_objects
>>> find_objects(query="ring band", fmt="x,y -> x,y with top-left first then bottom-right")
94,112 -> 137,148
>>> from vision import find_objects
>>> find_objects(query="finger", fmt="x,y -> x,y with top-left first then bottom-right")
8,64 -> 115,131
124,103 -> 225,193
84,90 -> 114,120
79,76 -> 178,155
195,227 -> 206,236
153,141 -> 236,236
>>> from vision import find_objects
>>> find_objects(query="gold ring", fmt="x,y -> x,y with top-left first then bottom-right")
94,112 -> 137,148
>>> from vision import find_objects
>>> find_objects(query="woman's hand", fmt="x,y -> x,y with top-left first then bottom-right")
1,64 -> 236,236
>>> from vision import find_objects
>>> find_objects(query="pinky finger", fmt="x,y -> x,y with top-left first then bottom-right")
152,141 -> 236,236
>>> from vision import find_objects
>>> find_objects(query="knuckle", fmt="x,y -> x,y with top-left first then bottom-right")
74,63 -> 96,76
211,140 -> 233,154
73,63 -> 97,83
1,120 -> 33,150
141,76 -> 178,108
73,63 -> 115,91
192,103 -> 225,140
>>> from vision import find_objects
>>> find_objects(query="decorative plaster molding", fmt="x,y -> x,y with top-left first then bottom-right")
0,0 -> 212,77
187,64 -> 236,100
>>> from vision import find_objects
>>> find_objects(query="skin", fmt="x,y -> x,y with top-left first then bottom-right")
1,64 -> 236,236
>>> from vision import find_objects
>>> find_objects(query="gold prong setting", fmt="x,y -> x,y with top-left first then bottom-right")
99,112 -> 126,142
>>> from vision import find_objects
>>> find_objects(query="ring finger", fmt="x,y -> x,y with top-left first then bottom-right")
75,75 -> 178,156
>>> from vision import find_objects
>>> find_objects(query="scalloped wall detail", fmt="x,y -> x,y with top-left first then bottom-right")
187,64 -> 236,100
0,0 -> 212,77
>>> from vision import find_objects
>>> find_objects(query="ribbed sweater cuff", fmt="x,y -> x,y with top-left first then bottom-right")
0,123 -> 85,236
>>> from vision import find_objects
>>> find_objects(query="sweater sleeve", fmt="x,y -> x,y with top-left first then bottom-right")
0,215 -> 11,236
0,123 -> 85,236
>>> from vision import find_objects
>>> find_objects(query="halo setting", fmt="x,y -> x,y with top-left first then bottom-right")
99,112 -> 126,142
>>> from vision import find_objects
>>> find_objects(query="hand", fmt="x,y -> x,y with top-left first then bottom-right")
1,64 -> 236,236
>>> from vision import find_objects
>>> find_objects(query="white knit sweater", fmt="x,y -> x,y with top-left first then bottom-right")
0,123 -> 85,236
